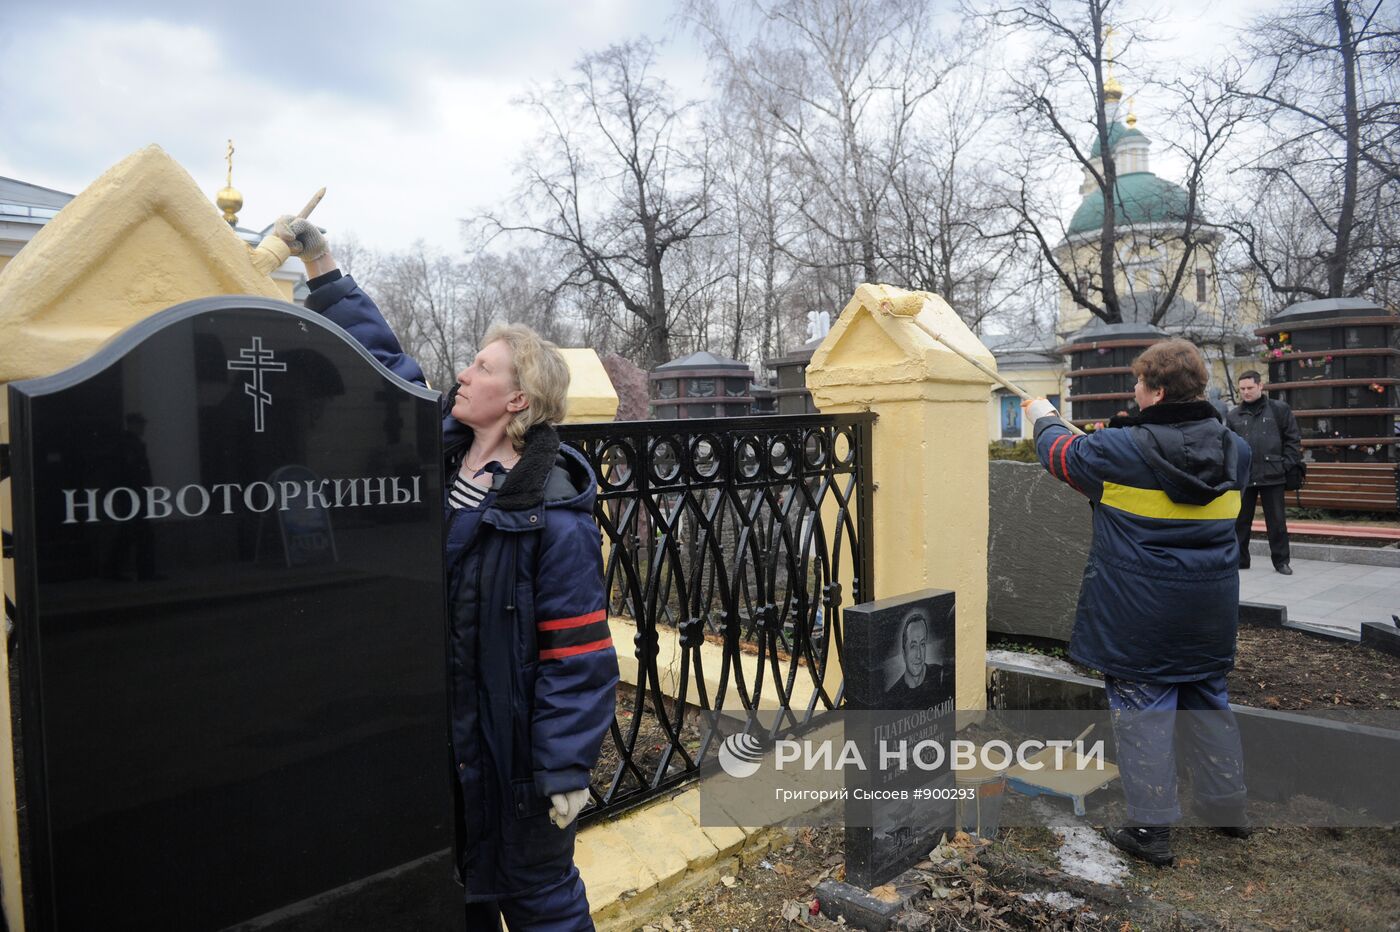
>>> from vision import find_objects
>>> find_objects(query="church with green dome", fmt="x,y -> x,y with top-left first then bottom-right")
1066,168 -> 1192,237
1051,76 -> 1252,346
985,74 -> 1264,442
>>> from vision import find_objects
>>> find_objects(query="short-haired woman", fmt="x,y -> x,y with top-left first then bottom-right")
1020,338 -> 1253,867
281,219 -> 617,930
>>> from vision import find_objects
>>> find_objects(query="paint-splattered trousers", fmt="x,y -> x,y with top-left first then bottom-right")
1105,674 -> 1247,825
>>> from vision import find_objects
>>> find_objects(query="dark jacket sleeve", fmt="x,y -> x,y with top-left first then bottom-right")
1276,401 -> 1303,467
1233,436 -> 1254,491
530,509 -> 619,797
304,274 -> 427,388
1033,416 -> 1112,501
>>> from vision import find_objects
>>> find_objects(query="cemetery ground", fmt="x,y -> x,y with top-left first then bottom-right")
1232,625 -> 1400,714
607,625 -> 1400,932
639,806 -> 1400,931
992,626 -> 1400,714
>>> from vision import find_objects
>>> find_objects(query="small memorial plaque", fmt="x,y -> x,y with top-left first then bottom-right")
842,589 -> 956,889
7,297 -> 453,931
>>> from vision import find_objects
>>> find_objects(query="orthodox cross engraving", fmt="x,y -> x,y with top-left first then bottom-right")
227,336 -> 287,432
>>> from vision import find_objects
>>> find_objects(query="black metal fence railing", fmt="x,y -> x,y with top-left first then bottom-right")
560,413 -> 876,823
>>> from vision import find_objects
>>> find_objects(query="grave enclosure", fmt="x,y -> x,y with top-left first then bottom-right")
5,297 -> 455,931
0,146 -> 1001,928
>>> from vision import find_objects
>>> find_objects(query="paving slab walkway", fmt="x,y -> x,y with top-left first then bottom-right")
1239,555 -> 1400,636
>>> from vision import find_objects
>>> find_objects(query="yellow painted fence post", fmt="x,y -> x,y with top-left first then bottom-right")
806,284 -> 991,712
558,349 -> 620,425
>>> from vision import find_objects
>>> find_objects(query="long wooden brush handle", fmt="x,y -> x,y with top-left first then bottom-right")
297,187 -> 326,220
895,299 -> 1086,436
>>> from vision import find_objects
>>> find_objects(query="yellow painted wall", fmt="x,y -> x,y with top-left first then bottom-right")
0,146 -> 289,390
0,256 -> 10,275
807,284 -> 991,712
559,348 -> 620,423
0,144 -> 296,932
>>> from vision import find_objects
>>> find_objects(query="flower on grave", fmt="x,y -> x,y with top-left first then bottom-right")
1370,383 -> 1386,393
1324,355 -> 1333,362
1277,332 -> 1290,342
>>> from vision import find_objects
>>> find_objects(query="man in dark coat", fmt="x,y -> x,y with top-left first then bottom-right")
1226,371 -> 1303,574
1023,339 -> 1254,866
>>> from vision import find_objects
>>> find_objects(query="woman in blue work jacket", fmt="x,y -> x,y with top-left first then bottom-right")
280,216 -> 619,931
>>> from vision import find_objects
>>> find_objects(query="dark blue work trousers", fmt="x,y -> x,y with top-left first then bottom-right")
1105,673 -> 1247,825
463,866 -> 593,931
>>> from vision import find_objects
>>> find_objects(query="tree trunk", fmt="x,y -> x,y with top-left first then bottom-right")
1329,0 -> 1360,298
1093,4 -> 1122,324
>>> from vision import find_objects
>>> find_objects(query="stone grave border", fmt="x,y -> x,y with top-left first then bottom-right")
986,657 -> 1400,822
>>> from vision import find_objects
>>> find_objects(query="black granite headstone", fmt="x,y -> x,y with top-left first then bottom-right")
6,297 -> 456,931
842,589 -> 956,889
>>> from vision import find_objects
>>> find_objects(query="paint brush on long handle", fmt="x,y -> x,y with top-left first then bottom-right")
879,295 -> 1086,436
252,188 -> 329,276
297,187 -> 326,220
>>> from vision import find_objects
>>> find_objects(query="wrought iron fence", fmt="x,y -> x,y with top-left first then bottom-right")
560,413 -> 875,822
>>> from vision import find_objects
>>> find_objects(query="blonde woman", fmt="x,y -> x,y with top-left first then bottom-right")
281,217 -> 617,930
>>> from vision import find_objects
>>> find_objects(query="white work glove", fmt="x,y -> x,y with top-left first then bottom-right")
274,214 -> 328,261
1021,397 -> 1058,422
549,788 -> 590,829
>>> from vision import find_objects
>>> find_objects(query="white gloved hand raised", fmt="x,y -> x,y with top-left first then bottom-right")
274,214 -> 328,261
1021,397 -> 1058,423
549,788 -> 590,829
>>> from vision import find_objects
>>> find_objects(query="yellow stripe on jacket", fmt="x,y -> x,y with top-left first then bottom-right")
1100,482 -> 1242,521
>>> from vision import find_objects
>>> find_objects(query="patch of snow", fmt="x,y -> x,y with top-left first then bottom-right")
987,649 -> 1081,677
1019,890 -> 1087,911
1032,800 -> 1129,887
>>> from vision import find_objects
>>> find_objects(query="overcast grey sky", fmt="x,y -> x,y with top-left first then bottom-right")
0,0 -> 1271,253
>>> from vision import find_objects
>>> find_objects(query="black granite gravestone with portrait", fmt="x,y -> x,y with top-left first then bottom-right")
842,589 -> 956,889
6,297 -> 456,931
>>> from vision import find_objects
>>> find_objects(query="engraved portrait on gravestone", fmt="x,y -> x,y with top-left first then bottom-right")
842,590 -> 956,889
883,609 -> 949,709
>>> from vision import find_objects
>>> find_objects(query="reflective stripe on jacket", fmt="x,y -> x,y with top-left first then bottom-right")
1034,402 -> 1253,683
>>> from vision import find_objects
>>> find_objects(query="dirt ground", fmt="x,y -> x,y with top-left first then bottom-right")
627,628 -> 1400,931
591,688 -> 705,800
1279,508 -> 1399,530
994,626 -> 1400,713
1256,533 -> 1398,548
645,823 -> 1144,932
646,804 -> 1400,932
1013,792 -> 1400,932
1230,625 -> 1400,713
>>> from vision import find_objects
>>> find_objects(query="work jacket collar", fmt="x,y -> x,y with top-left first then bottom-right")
1109,399 -> 1222,428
